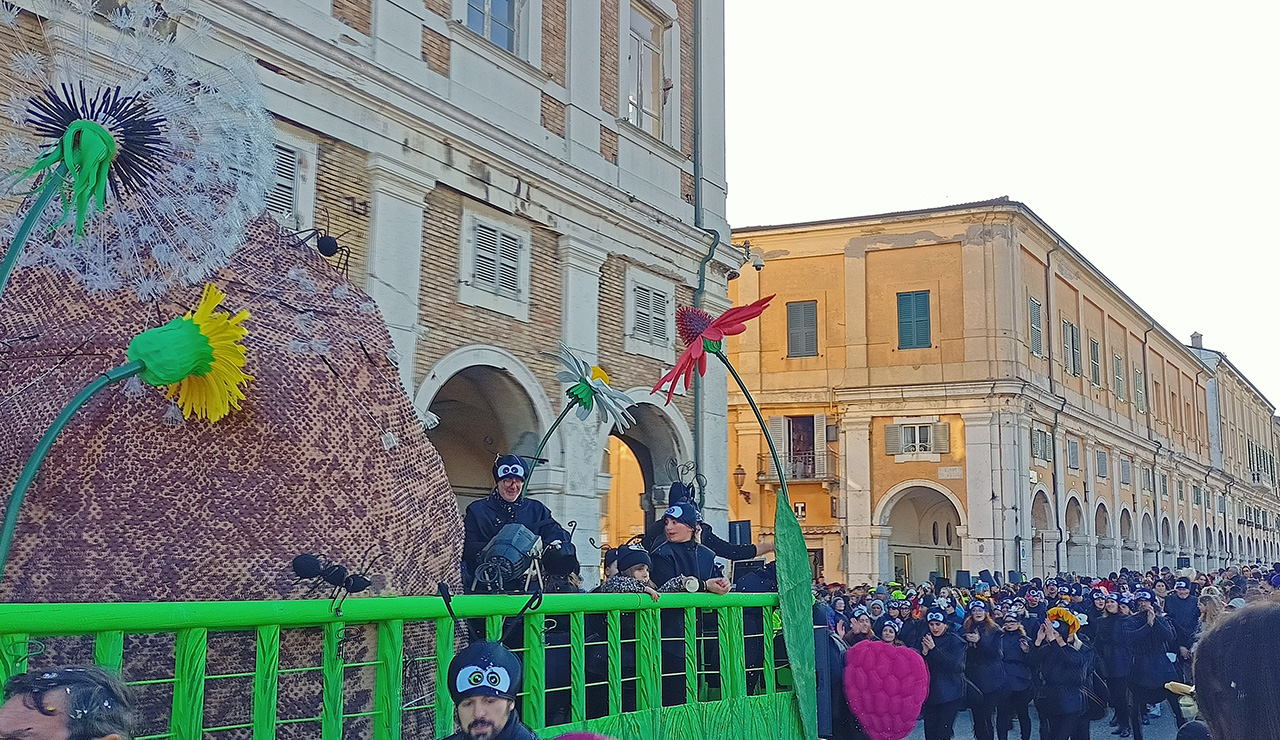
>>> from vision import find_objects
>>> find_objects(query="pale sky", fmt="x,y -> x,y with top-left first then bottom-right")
725,2 -> 1280,400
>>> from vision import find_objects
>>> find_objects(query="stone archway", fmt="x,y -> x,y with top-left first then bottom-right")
874,482 -> 965,584
1065,496 -> 1087,574
1030,490 -> 1054,578
416,347 -> 555,509
1095,502 -> 1116,575
1178,521 -> 1188,562
1120,508 -> 1138,570
602,397 -> 692,548
1142,513 -> 1157,570
1193,524 -> 1202,570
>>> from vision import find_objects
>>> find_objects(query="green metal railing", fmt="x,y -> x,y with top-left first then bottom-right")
0,594 -> 805,740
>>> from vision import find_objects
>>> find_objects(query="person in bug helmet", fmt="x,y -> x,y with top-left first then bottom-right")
461,454 -> 576,591
444,640 -> 537,740
1,665 -> 136,740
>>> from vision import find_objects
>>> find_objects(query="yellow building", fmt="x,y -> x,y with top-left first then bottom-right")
729,198 -> 1280,585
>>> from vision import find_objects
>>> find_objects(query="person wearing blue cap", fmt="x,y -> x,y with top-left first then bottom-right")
1124,589 -> 1185,735
919,609 -> 967,740
461,454 -> 576,591
443,641 -> 537,740
962,600 -> 1004,740
642,480 -> 773,562
1096,592 -> 1136,737
649,501 -> 729,595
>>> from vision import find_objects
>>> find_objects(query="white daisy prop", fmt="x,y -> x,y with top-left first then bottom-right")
545,342 -> 637,432
0,0 -> 273,301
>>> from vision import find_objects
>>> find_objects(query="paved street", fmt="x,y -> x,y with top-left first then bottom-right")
902,707 -> 1181,740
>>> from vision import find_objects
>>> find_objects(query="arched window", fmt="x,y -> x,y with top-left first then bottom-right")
932,521 -> 939,545
946,522 -> 954,546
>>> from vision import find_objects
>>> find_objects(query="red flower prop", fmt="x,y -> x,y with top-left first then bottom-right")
651,294 -> 774,403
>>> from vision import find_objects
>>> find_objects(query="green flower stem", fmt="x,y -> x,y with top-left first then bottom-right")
0,165 -> 66,303
714,349 -> 818,739
526,402 -> 576,481
0,361 -> 144,581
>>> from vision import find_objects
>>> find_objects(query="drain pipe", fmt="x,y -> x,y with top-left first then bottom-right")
689,0 -> 715,492
1043,244 -> 1067,576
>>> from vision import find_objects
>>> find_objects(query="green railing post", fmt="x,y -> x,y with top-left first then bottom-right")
93,631 -> 124,676
683,608 -> 697,704
718,606 -> 746,700
485,615 -> 503,642
321,622 -> 344,740
763,608 -> 776,695
635,607 -> 661,710
434,618 -> 457,738
605,610 -> 622,713
375,620 -> 404,740
569,611 -> 585,725
253,625 -> 280,740
170,628 -> 207,740
522,612 -> 545,731
0,633 -> 29,687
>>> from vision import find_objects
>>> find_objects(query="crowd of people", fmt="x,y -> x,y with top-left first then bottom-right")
816,563 -> 1280,740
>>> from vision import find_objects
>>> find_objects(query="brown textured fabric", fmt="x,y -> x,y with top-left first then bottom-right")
0,217 -> 463,603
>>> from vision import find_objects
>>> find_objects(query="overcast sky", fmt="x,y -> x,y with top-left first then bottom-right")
725,2 -> 1280,401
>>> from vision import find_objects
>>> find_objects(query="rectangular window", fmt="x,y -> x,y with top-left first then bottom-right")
831,497 -> 839,519
902,424 -> 932,453
1114,355 -> 1126,401
1061,320 -> 1081,376
1096,449 -> 1108,478
471,220 -> 524,299
1031,429 -> 1050,460
886,422 -> 950,455
1134,369 -> 1147,412
1218,495 -> 1226,513
1194,486 -> 1202,505
786,300 -> 818,357
1067,438 -> 1080,469
1177,480 -> 1184,501
467,0 -> 516,52
787,416 -> 816,479
1160,473 -> 1169,498
626,4 -> 665,138
1090,338 -> 1101,385
1142,467 -> 1154,491
1029,297 -> 1043,356
631,283 -> 670,346
897,291 -> 931,349
1120,458 -> 1132,485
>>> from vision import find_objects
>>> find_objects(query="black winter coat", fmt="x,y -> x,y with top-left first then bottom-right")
643,518 -> 757,561
964,623 -> 1005,695
1031,641 -> 1089,716
442,711 -> 540,740
998,630 -> 1034,693
462,492 -> 573,575
1094,613 -> 1132,678
1163,593 -> 1199,649
649,539 -> 722,587
921,629 -> 967,705
1124,612 -> 1179,689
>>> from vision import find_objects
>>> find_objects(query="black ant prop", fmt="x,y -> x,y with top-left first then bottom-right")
291,545 -> 388,616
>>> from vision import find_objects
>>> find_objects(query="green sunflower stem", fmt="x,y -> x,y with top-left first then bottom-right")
0,166 -> 66,304
0,361 -> 144,582
713,349 -> 818,739
526,402 -> 577,482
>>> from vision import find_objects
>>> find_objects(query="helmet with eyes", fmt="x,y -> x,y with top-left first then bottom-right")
492,454 -> 528,485
447,641 -> 523,704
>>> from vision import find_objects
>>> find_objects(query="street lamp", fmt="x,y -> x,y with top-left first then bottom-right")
733,464 -> 750,503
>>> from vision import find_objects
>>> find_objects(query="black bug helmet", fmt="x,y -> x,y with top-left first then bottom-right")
492,454 -> 528,484
447,641 -> 523,704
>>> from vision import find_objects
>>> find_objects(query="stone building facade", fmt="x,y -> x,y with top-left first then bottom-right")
728,199 -> 1280,584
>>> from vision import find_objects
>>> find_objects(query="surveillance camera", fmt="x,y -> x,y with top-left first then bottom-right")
751,253 -> 765,271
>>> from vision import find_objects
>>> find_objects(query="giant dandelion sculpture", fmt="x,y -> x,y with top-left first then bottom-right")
0,0 -> 274,301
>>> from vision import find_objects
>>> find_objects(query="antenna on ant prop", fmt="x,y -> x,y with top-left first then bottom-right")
289,206 -> 354,279
436,582 -> 543,646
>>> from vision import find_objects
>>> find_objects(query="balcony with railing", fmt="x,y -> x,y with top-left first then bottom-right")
0,593 -> 801,740
757,450 -> 839,483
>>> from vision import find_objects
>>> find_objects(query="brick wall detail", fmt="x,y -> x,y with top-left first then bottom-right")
600,125 -> 618,163
681,171 -> 694,205
332,0 -> 372,35
541,93 -> 566,138
677,0 -> 694,158
542,0 -> 567,85
315,137 -> 372,280
423,0 -> 449,16
414,187 -> 564,397
600,0 -> 619,116
421,26 -> 451,75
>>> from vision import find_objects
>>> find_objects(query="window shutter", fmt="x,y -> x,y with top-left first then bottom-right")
932,422 -> 950,454
473,220 -> 500,290
885,424 -> 902,455
803,301 -> 818,356
1071,324 -> 1082,376
633,285 -> 652,340
1090,338 -> 1101,385
1097,449 -> 1108,478
1029,297 -> 1042,356
266,144 -> 298,226
650,289 -> 669,343
1114,355 -> 1125,400
1031,429 -> 1044,459
497,231 -> 522,297
1062,319 -> 1071,369
897,293 -> 915,349
787,302 -> 804,356
813,413 -> 828,478
767,416 -> 787,457
914,292 -> 930,348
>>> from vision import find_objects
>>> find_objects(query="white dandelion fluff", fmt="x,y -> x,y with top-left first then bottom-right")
0,0 -> 273,300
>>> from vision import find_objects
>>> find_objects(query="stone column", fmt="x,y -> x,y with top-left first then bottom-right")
553,235 -> 609,589
961,412 -> 996,578
365,154 -> 436,392
698,291 -> 731,537
869,525 -> 893,583
841,415 -> 874,582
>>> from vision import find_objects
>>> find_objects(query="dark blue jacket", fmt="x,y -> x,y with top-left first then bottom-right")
964,622 -> 1005,695
921,629 -> 967,705
649,539 -> 722,587
1124,612 -> 1179,689
1094,613 -> 1132,678
462,491 -> 573,577
1031,641 -> 1089,716
998,630 -> 1034,693
1163,593 -> 1199,648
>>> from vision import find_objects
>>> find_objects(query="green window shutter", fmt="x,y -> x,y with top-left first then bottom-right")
932,422 -> 950,454
803,301 -> 818,356
787,301 -> 818,357
884,424 -> 901,455
1071,324 -> 1082,376
1114,355 -> 1126,400
1090,338 -> 1100,385
897,291 -> 930,349
1029,297 -> 1043,356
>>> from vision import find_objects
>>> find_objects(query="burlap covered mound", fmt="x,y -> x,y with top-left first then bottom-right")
0,218 -> 463,603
